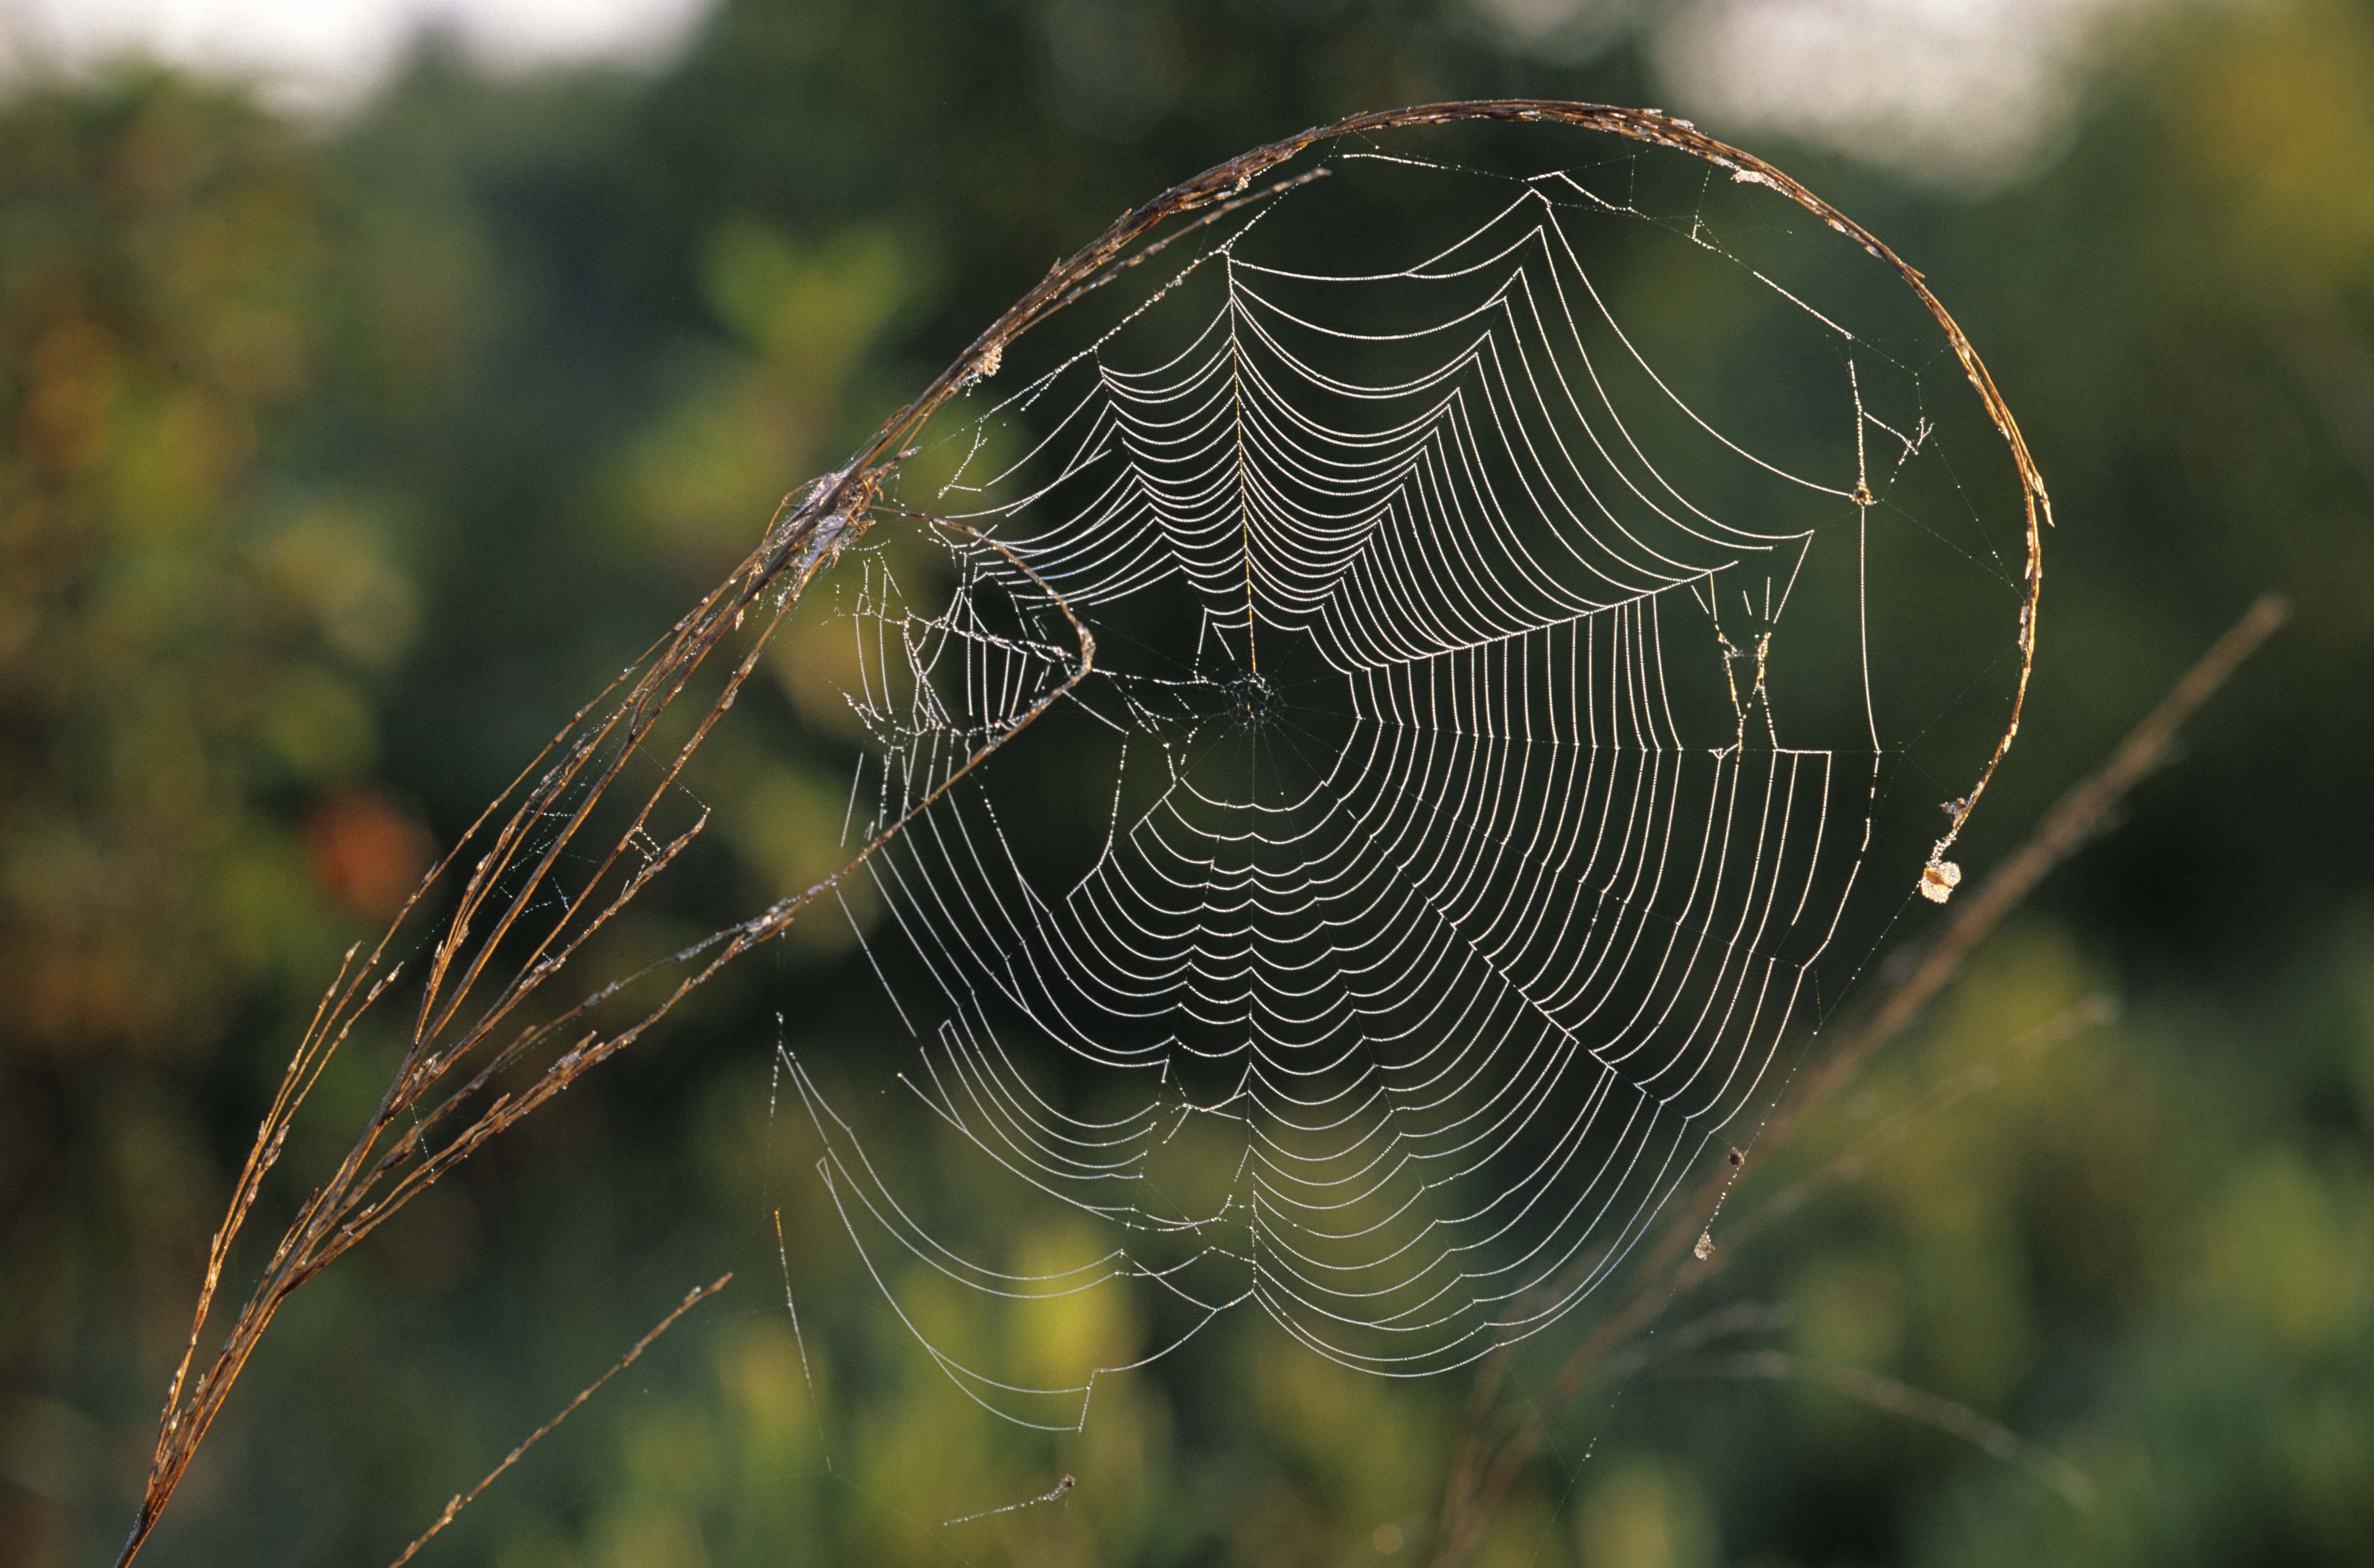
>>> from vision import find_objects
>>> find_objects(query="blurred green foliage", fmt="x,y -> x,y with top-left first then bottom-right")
4,3 -> 2373,1566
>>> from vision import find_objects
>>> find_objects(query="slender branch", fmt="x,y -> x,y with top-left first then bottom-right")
1429,592 -> 2289,1566
388,1276 -> 731,1568
1734,991 -> 2116,1248
1661,1351 -> 2096,1510
1783,590 -> 2291,1128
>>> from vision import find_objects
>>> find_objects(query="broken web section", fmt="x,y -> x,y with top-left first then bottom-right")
774,129 -> 2032,1429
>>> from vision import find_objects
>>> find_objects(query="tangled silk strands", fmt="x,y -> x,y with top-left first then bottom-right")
772,110 -> 2046,1426
123,103 -> 2044,1563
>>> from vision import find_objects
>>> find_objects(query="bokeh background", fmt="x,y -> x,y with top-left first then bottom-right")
4,1 -> 2372,1565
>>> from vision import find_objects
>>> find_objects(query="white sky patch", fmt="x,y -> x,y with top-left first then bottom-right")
3,0 -> 2171,184
1460,0 -> 2174,189
0,0 -> 716,112
1646,0 -> 2165,189
1465,0 -> 1640,62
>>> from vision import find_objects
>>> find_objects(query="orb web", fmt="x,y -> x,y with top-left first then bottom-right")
774,133 -> 2033,1429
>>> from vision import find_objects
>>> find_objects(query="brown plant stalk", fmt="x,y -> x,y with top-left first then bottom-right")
387,1276 -> 733,1568
122,103 -> 2051,1564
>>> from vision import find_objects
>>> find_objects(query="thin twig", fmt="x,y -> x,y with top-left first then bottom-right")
1661,1350 -> 2096,1510
387,1275 -> 731,1568
1587,1301 -> 1795,1388
1735,991 -> 2117,1246
1781,591 -> 2291,1128
1428,592 -> 2289,1566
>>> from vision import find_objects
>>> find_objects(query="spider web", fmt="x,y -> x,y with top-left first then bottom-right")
772,133 -> 2030,1431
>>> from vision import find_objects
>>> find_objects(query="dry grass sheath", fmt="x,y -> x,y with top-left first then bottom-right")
118,102 -> 2054,1564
